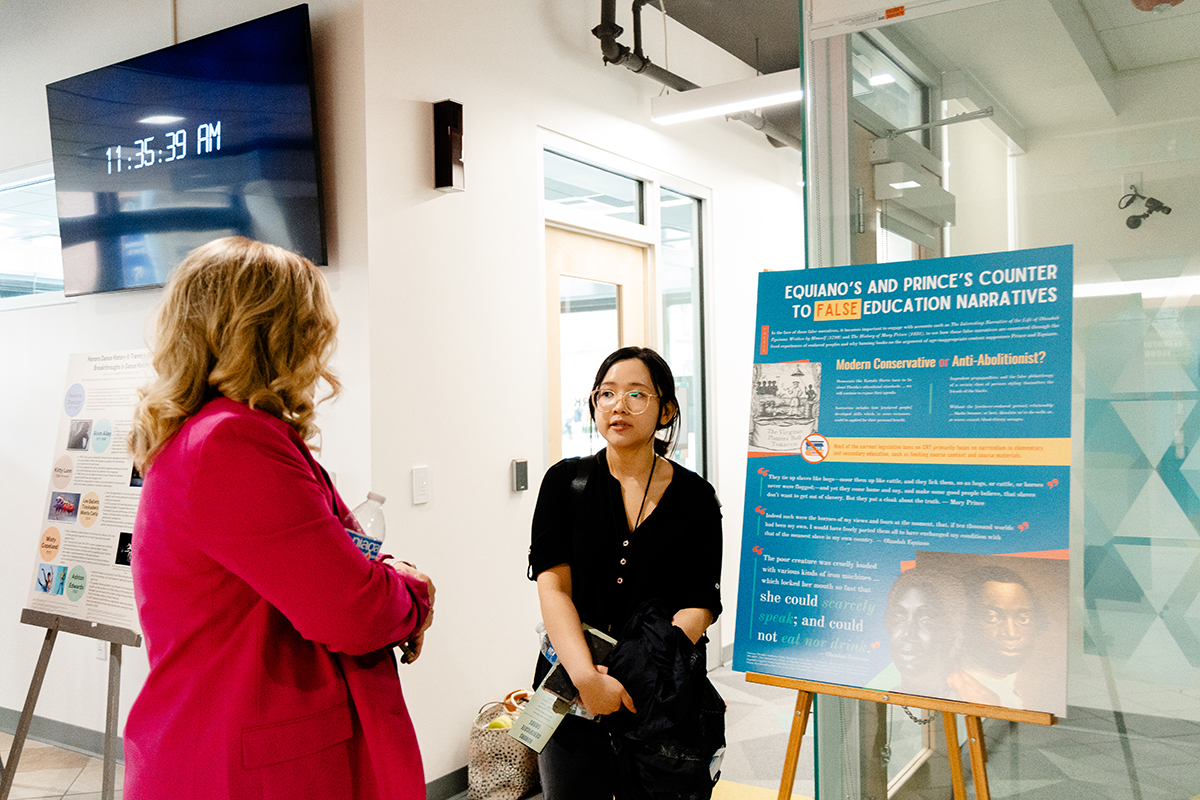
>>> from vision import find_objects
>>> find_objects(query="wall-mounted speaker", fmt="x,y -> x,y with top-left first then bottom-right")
434,99 -> 464,193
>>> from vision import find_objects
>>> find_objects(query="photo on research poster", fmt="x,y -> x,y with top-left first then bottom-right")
115,532 -> 134,567
733,246 -> 1072,716
66,419 -> 93,451
48,492 -> 81,523
34,564 -> 67,596
749,362 -> 822,452
24,351 -> 153,634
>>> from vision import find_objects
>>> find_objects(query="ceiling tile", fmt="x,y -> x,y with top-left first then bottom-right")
1098,12 -> 1200,69
1081,0 -> 1200,33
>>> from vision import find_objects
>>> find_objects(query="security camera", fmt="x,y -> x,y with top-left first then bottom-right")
1145,197 -> 1171,215
1120,188 -> 1173,229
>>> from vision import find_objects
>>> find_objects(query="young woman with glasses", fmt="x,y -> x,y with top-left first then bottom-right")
528,346 -> 723,799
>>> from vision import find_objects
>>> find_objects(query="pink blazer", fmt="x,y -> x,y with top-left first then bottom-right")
125,397 -> 430,800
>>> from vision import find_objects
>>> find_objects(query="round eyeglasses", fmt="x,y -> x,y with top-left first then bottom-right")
591,388 -> 659,415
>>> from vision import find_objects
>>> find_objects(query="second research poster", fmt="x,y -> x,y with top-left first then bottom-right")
733,246 -> 1072,716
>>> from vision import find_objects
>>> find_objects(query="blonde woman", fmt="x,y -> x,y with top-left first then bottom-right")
124,237 -> 434,800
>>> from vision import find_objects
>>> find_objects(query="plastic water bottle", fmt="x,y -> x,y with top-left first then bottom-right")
347,493 -> 418,664
348,492 -> 386,559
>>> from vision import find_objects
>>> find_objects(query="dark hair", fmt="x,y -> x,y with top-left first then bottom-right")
887,568 -> 952,610
589,346 -> 680,456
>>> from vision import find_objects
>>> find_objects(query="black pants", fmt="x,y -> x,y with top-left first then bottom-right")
539,714 -> 619,800
539,714 -> 663,800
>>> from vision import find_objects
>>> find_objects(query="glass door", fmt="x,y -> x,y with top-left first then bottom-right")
545,224 -> 646,464
801,1 -> 1200,798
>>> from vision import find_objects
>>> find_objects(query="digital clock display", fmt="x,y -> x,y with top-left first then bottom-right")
45,5 -> 326,296
97,125 -> 223,175
105,124 -> 220,174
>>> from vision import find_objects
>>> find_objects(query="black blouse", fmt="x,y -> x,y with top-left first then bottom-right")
528,449 -> 723,638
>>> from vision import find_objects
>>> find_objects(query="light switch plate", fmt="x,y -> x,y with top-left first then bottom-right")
413,466 -> 430,504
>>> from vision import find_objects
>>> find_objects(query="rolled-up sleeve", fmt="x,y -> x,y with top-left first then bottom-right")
674,479 -> 723,620
528,459 -> 576,580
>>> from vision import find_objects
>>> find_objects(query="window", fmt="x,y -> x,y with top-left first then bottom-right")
541,137 -> 710,475
0,168 -> 65,301
850,33 -> 929,146
847,31 -> 943,263
658,187 -> 705,465
544,150 -> 643,224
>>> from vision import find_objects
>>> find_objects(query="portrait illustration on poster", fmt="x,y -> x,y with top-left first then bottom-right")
734,246 -> 1072,717
879,552 -> 1066,711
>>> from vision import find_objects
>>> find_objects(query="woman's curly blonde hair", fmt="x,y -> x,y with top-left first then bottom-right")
129,236 -> 341,469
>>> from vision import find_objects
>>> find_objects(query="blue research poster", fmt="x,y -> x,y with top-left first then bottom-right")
733,246 -> 1072,716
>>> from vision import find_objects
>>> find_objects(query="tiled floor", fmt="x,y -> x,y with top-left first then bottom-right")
0,682 -> 806,800
514,661 -> 814,800
7,667 -> 1199,800
708,663 -> 815,798
0,732 -> 123,800
970,706 -> 1200,800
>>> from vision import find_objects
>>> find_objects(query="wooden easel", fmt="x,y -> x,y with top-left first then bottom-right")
746,673 -> 1056,800
0,609 -> 142,800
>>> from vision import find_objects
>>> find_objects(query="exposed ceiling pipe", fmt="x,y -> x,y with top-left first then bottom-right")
594,0 -> 698,92
593,0 -> 803,151
729,111 -> 803,151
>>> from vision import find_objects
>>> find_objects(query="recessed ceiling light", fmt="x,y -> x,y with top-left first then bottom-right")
870,74 -> 897,86
138,115 -> 184,125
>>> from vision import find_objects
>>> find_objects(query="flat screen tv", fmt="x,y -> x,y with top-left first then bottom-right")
46,4 -> 326,296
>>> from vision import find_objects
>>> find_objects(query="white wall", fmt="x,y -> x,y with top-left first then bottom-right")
1016,59 -> 1200,282
944,102 -> 1011,258
0,0 -> 805,782
0,0 -> 374,744
359,0 -> 803,778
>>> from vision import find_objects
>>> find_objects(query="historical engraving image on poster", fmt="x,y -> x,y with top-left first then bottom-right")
749,361 -> 821,452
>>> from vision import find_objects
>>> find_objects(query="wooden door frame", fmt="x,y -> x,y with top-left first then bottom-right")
545,223 -> 651,465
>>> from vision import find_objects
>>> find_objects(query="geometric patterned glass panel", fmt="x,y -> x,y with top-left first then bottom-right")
1081,296 -> 1200,700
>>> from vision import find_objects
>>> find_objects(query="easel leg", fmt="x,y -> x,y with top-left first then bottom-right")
942,712 -> 967,800
0,624 -> 59,800
102,643 -> 122,800
965,715 -> 990,800
776,690 -> 813,800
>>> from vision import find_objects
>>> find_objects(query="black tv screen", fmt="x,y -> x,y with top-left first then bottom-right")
46,4 -> 326,296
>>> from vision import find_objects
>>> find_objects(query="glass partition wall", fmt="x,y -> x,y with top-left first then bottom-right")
800,1 -> 1200,797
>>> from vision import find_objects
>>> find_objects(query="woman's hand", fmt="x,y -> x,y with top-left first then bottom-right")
390,560 -> 435,662
402,629 -> 427,662
391,560 -> 436,611
575,665 -> 636,716
535,566 -> 633,714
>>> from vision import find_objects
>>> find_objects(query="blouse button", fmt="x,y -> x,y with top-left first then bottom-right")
620,558 -> 627,565
616,577 -> 624,584
623,540 -> 630,547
